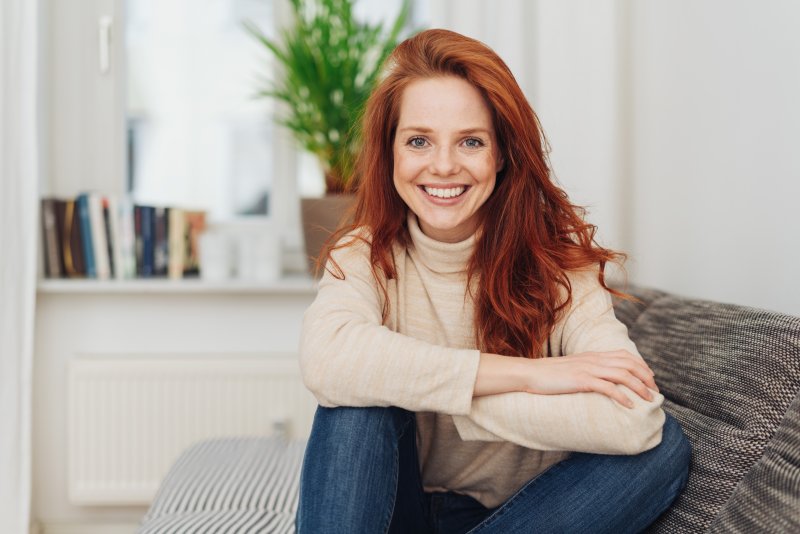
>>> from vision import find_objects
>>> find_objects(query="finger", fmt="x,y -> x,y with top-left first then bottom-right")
589,378 -> 634,408
613,350 -> 655,372
594,366 -> 653,401
617,359 -> 658,391
602,353 -> 658,391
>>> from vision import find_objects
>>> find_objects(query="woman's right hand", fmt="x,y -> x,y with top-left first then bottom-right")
474,350 -> 658,408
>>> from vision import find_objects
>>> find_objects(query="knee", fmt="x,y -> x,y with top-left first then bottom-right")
655,413 -> 692,486
311,406 -> 412,445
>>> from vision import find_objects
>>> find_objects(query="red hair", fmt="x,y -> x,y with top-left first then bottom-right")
325,28 -> 625,359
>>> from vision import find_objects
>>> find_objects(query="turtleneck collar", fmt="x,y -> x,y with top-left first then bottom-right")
407,213 -> 476,274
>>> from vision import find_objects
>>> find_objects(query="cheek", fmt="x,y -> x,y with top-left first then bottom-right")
474,157 -> 499,185
393,152 -> 417,183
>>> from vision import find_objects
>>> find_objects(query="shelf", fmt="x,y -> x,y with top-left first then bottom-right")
37,276 -> 317,295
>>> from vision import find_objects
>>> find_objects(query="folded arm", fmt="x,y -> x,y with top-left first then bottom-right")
299,235 -> 481,415
453,271 -> 666,455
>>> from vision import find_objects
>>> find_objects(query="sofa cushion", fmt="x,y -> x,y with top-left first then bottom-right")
138,437 -> 305,534
614,290 -> 800,532
708,389 -> 800,533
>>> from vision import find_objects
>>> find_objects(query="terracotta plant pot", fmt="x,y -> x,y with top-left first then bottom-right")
300,195 -> 355,276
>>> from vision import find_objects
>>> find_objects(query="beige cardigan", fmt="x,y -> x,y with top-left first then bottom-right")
300,215 -> 665,507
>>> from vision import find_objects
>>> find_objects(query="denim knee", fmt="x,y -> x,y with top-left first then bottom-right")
311,405 -> 413,445
657,413 -> 692,489
300,406 -> 414,534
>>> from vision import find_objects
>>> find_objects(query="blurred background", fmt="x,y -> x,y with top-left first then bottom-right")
42,0 -> 800,314
2,1 -> 799,532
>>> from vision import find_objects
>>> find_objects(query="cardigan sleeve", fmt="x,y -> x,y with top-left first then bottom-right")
451,270 -> 666,455
299,232 -> 481,415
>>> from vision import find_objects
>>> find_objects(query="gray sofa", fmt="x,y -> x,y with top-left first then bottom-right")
614,287 -> 800,532
139,287 -> 800,533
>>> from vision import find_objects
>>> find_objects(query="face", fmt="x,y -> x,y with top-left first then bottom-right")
393,76 -> 503,243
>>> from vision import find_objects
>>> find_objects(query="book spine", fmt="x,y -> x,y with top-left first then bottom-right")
76,194 -> 96,278
118,197 -> 136,279
53,199 -> 71,276
102,197 -> 116,278
41,198 -> 63,278
107,196 -> 125,279
153,207 -> 168,277
167,208 -> 186,280
141,206 -> 155,277
183,211 -> 206,277
62,200 -> 86,277
134,205 -> 143,277
88,194 -> 111,280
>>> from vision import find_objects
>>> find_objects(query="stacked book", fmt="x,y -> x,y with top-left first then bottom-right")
40,194 -> 207,280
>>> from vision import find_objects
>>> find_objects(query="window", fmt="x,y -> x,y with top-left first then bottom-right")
125,0 -> 275,220
125,0 -> 413,221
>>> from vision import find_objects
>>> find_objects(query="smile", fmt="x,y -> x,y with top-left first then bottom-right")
421,185 -> 467,199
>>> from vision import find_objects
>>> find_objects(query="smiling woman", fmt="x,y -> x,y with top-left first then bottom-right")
296,29 -> 690,533
393,77 -> 502,243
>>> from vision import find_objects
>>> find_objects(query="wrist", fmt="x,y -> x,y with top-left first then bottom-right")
474,352 -> 532,397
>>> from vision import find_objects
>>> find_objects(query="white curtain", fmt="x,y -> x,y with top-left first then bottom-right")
0,0 -> 39,532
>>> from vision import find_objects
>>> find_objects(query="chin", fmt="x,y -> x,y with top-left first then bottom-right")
420,216 -> 461,233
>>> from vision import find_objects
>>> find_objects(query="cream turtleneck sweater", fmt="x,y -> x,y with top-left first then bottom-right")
300,215 -> 665,508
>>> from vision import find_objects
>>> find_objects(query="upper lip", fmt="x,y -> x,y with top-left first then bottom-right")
420,183 -> 467,188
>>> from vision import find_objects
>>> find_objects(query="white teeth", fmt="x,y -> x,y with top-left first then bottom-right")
423,186 -> 466,199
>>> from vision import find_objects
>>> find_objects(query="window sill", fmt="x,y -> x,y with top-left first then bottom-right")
36,276 -> 317,295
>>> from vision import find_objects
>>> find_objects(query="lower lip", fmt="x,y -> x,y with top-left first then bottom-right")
418,186 -> 469,205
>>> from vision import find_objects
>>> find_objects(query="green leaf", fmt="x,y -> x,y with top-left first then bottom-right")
244,0 -> 413,192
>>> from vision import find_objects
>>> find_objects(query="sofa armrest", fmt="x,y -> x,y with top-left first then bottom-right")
707,390 -> 800,533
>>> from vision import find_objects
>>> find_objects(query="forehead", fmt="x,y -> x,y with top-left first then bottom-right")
396,76 -> 494,130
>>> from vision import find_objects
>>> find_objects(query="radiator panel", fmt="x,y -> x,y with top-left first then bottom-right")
68,354 -> 316,505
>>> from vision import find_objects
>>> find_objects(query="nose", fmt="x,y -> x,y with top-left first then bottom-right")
428,146 -> 460,177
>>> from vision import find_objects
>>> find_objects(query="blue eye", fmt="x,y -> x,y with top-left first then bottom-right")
409,137 -> 427,148
464,137 -> 484,148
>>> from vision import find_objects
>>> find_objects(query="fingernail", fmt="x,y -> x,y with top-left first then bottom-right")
627,400 -> 634,408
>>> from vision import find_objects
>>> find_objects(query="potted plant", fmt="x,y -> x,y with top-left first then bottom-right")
246,0 -> 410,273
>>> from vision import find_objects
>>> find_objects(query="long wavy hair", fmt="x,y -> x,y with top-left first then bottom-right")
323,28 -> 625,359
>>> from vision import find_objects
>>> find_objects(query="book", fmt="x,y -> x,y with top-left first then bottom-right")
154,207 -> 169,277
40,195 -> 208,282
167,208 -> 186,280
134,205 -> 143,276
88,193 -> 111,280
183,211 -> 206,277
41,198 -> 64,278
140,205 -> 155,277
57,199 -> 86,277
105,196 -> 124,279
76,194 -> 96,278
102,197 -> 115,278
117,197 -> 137,279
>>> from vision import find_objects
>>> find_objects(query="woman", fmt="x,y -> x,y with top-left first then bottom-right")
297,29 -> 691,533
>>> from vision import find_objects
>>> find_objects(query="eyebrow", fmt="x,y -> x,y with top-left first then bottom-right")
397,126 -> 493,135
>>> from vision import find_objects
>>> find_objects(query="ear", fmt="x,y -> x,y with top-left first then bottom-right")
495,155 -> 505,173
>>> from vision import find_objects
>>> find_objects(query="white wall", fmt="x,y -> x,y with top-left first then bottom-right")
532,1 -> 627,251
627,1 -> 800,314
423,0 -> 537,101
529,0 -> 800,315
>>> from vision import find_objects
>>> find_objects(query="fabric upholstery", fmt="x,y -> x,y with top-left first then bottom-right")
138,437 -> 304,534
614,288 -> 800,533
708,387 -> 800,533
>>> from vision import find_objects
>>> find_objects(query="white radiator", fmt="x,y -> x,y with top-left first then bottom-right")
68,353 -> 317,505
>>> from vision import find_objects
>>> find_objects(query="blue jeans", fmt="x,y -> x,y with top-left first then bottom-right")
296,406 -> 691,533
